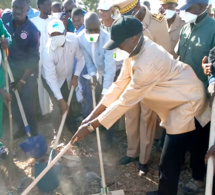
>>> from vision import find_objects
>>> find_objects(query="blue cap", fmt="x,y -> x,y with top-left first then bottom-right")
177,0 -> 209,10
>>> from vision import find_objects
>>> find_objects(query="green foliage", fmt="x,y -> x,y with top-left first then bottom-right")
0,0 -> 99,12
78,0 -> 99,13
0,0 -> 11,9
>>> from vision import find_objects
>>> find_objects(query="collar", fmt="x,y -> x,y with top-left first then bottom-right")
190,13 -> 209,29
75,24 -> 85,34
131,36 -> 147,61
142,6 -> 151,28
169,14 -> 182,32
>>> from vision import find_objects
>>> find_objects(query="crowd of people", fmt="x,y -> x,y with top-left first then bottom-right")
0,0 -> 215,194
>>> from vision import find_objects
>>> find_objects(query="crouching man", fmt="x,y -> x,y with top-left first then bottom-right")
42,19 -> 85,134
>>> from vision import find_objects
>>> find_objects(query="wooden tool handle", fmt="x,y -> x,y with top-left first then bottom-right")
206,97 -> 215,195
53,86 -> 74,150
2,37 -> 14,159
5,55 -> 31,136
91,78 -> 107,189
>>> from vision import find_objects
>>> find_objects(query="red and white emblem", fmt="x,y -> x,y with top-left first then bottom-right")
20,32 -> 27,39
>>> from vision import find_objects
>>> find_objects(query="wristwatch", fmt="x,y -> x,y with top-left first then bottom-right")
87,123 -> 95,132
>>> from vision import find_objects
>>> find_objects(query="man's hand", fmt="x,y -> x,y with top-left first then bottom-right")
61,15 -> 69,29
59,99 -> 69,115
202,56 -> 212,76
91,76 -> 97,87
16,81 -> 24,93
70,75 -> 78,88
208,81 -> 215,107
206,145 -> 215,162
0,37 -> 9,50
0,89 -> 11,106
205,145 -> 215,175
70,124 -> 91,143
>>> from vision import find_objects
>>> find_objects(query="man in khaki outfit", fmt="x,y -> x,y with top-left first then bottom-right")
159,0 -> 185,58
71,16 -> 211,195
112,0 -> 172,175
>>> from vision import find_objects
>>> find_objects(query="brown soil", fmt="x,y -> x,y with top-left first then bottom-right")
0,114 -> 201,195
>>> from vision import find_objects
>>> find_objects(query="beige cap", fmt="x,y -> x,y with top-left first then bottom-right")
112,0 -> 138,14
160,0 -> 178,4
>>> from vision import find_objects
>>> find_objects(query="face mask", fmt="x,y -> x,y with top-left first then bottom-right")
183,12 -> 198,23
52,12 -> 64,19
113,48 -> 130,61
85,33 -> 99,43
164,9 -> 176,19
50,35 -> 66,50
113,35 -> 143,61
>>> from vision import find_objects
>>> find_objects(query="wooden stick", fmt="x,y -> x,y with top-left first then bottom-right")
2,49 -> 13,151
2,36 -> 15,187
48,86 -> 74,164
91,81 -> 107,192
205,97 -> 215,195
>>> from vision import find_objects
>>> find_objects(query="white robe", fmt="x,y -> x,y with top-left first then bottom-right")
31,16 -> 53,115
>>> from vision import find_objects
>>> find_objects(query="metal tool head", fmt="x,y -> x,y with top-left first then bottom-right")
34,162 -> 62,193
92,189 -> 125,195
20,135 -> 48,159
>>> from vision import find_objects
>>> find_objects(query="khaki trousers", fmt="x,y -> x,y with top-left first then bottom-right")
125,101 -> 157,164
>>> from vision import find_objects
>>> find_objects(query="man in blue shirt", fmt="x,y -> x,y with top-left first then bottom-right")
72,8 -> 92,119
2,0 -> 40,138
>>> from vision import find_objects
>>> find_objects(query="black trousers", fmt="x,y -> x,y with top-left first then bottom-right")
158,120 -> 210,195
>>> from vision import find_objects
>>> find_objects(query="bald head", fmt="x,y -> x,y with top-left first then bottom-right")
84,12 -> 100,34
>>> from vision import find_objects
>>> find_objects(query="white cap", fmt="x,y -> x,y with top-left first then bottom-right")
97,0 -> 113,10
48,19 -> 65,34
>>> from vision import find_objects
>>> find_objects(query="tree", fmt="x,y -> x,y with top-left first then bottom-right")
0,0 -> 11,9
77,0 -> 99,12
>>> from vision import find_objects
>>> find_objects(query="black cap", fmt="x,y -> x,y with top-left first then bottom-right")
103,15 -> 143,50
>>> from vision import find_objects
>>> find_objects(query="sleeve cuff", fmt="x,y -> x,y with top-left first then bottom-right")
89,72 -> 96,76
209,77 -> 215,84
101,88 -> 108,95
56,93 -> 63,100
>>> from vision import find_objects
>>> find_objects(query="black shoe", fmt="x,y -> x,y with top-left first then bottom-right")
13,130 -> 26,139
138,163 -> 149,176
146,191 -> 159,195
119,156 -> 139,165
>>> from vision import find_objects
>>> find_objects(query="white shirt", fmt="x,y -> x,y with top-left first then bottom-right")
31,16 -> 53,54
31,16 -> 54,115
42,33 -> 85,100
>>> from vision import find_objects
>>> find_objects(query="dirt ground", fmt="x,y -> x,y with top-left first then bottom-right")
0,110 -> 202,195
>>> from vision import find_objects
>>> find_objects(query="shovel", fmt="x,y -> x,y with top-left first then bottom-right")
6,59 -> 47,159
91,81 -> 124,195
21,138 -> 77,195
34,86 -> 74,193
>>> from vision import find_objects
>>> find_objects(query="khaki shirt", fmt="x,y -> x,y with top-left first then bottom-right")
142,7 -> 172,53
98,38 -> 210,135
169,14 -> 185,57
